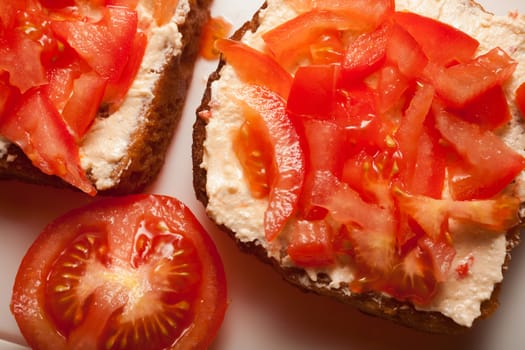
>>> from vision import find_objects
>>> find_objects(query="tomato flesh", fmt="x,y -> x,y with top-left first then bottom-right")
240,85 -> 305,241
516,82 -> 525,117
11,195 -> 227,350
216,38 -> 293,99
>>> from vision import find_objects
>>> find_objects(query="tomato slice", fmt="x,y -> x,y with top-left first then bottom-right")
51,6 -> 138,82
287,219 -> 336,267
62,71 -> 108,139
394,11 -> 479,66
0,90 -> 96,195
215,38 -> 293,99
11,194 -> 227,350
240,85 -> 305,241
434,106 -> 525,199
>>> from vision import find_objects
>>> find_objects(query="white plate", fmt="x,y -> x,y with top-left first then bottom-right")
0,0 -> 524,349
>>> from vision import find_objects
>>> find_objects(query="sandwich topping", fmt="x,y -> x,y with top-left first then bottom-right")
203,0 -> 525,326
0,0 -> 186,194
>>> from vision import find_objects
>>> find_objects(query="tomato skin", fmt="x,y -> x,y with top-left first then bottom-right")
215,38 -> 293,99
262,9 -> 359,69
0,30 -> 48,93
287,64 -> 340,117
11,194 -> 227,350
241,85 -> 305,241
434,107 -> 525,199
288,220 -> 336,267
51,6 -> 138,82
62,71 -> 108,139
341,24 -> 389,82
426,47 -> 517,107
394,11 -> 479,66
102,31 -> 147,109
516,82 -> 525,118
455,85 -> 511,130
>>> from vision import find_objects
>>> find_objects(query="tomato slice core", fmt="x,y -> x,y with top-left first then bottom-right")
11,195 -> 227,350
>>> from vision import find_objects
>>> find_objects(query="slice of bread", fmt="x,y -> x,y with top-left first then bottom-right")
0,0 -> 211,195
193,0 -> 525,333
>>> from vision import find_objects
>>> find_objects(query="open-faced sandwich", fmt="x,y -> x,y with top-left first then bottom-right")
193,0 -> 525,333
0,0 -> 211,196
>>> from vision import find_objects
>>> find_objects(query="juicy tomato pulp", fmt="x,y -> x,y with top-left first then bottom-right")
11,195 -> 227,350
222,2 -> 524,305
0,1 -> 150,195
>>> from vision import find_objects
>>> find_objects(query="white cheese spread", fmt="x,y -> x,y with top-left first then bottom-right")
203,0 -> 525,327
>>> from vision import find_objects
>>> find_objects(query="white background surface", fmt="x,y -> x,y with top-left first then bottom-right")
1,0 -> 524,349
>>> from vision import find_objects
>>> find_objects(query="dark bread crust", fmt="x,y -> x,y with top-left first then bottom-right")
0,0 -> 212,195
192,1 -> 523,334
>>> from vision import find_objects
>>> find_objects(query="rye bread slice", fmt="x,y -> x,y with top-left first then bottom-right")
192,1 -> 525,333
0,0 -> 212,195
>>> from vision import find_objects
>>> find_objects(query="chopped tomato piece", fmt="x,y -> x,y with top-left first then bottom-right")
51,6 -> 138,82
103,31 -> 147,109
0,90 -> 95,195
455,85 -> 511,130
384,244 -> 438,305
287,64 -> 340,117
309,0 -> 394,29
394,11 -> 479,66
455,254 -> 474,279
333,84 -> 393,155
341,24 -> 389,82
62,71 -> 108,139
434,107 -> 525,199
241,85 -> 305,241
215,39 -> 293,99
11,194 -> 227,350
262,9 -> 359,69
386,23 -> 428,79
426,47 -> 517,107
309,31 -> 344,64
312,171 -> 396,273
0,30 -> 47,93
288,219 -> 336,267
516,82 -> 525,117
396,190 -> 521,239
395,83 -> 436,194
299,119 -> 345,219
375,64 -> 409,113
